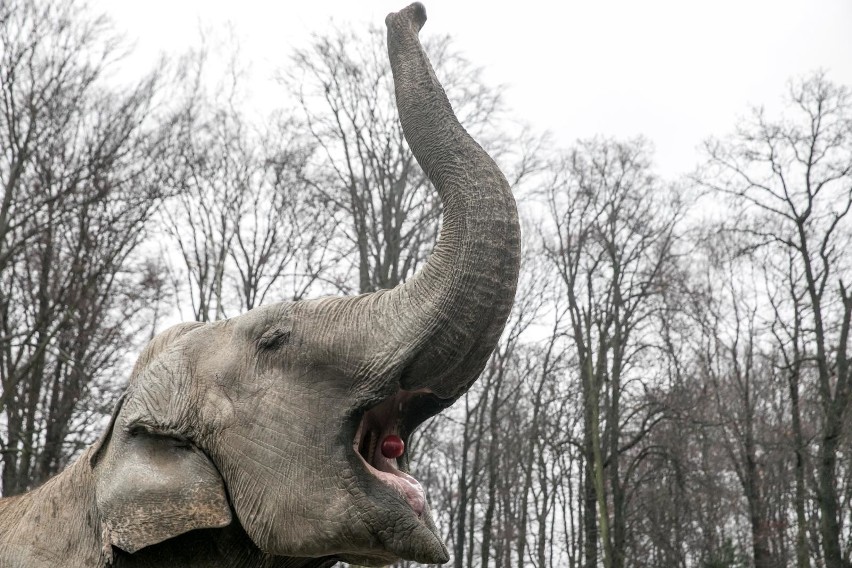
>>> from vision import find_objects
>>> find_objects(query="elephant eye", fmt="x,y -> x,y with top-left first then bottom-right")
258,327 -> 291,350
127,423 -> 155,438
127,423 -> 194,450
168,437 -> 194,450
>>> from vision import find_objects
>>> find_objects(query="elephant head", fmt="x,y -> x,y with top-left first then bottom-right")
90,3 -> 520,566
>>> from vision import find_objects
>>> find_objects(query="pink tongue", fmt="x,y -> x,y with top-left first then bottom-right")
374,455 -> 426,515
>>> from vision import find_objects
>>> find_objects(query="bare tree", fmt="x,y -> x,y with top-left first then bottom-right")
0,0 -> 173,495
699,72 -> 852,567
766,245 -> 816,568
690,237 -> 783,568
542,137 -> 683,568
163,47 -> 334,322
230,117 -> 337,306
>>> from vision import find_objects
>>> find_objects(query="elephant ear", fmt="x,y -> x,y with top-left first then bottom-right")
90,322 -> 231,555
91,395 -> 232,553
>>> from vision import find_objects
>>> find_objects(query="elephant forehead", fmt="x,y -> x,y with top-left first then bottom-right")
217,365 -> 353,419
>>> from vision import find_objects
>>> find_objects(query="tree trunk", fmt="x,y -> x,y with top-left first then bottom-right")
789,370 -> 809,568
481,365 -> 503,568
582,357 -> 598,568
819,423 -> 843,568
453,395 -> 473,568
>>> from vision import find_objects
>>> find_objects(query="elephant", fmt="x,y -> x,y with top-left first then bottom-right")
0,3 -> 520,567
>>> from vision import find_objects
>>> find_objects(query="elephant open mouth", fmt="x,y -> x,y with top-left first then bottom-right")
352,390 -> 451,516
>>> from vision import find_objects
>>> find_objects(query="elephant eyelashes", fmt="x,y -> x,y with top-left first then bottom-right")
257,327 -> 291,350
126,423 -> 156,438
127,424 -> 193,450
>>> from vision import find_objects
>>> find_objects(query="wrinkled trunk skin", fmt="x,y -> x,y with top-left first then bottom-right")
377,2 -> 520,398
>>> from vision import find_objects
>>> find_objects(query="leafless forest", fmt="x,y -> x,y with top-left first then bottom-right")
2,2 -> 852,567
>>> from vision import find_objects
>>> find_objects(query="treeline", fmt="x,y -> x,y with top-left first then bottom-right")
416,72 -> 852,567
1,2 -> 851,568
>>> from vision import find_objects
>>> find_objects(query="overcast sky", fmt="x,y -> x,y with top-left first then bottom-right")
93,0 -> 852,178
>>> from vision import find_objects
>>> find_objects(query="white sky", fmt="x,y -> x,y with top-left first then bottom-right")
94,0 -> 852,178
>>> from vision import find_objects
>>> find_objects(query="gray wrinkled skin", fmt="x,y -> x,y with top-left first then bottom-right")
0,4 -> 521,567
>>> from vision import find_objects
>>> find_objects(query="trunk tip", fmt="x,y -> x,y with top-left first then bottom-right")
386,2 -> 427,32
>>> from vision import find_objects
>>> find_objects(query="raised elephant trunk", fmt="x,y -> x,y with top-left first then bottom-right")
364,3 -> 521,399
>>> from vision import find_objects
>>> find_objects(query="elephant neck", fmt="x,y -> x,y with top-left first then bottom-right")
0,452 -> 105,567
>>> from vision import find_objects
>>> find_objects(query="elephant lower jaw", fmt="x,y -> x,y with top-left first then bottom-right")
337,511 -> 449,567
